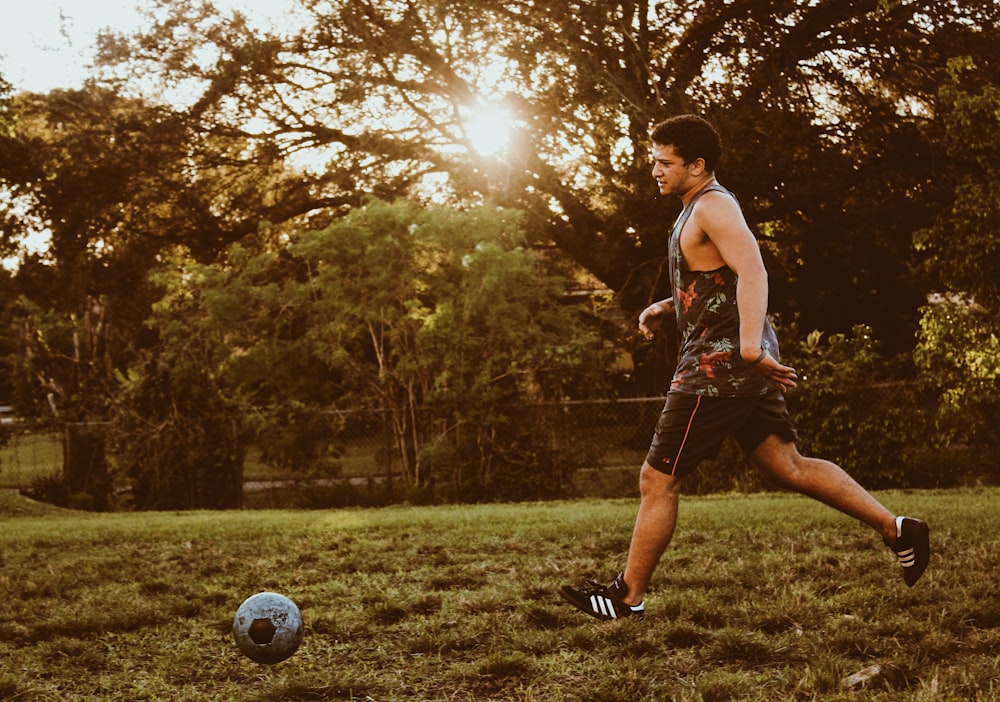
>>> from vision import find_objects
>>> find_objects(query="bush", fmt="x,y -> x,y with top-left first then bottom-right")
20,472 -> 69,507
111,353 -> 246,510
685,437 -> 767,495
781,326 -> 926,487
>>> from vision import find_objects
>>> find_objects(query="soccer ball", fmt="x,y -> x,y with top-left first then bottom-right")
232,592 -> 304,664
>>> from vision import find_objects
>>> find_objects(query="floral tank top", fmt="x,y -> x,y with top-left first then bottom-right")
669,183 -> 779,396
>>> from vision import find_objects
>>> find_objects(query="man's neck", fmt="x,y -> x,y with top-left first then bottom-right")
678,174 -> 718,206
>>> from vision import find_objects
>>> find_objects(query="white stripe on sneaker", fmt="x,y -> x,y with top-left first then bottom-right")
590,595 -> 617,618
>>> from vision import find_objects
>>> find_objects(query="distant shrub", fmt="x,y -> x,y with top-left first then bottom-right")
21,472 -> 69,507
781,325 -> 927,487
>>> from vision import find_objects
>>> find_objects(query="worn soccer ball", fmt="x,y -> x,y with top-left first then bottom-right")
232,592 -> 304,664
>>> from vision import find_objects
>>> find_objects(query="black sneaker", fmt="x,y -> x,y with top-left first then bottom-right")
885,516 -> 930,587
559,572 -> 644,620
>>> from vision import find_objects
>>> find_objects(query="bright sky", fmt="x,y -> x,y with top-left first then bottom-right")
0,0 -> 515,267
0,0 -> 296,268
0,0 -> 290,93
0,0 -> 140,91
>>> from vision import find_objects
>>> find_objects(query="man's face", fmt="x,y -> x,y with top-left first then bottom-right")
651,143 -> 692,196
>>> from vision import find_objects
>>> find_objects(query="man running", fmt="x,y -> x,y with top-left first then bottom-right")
560,115 -> 930,621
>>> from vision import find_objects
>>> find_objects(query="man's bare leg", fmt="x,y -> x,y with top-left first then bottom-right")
748,434 -> 897,543
621,463 -> 684,606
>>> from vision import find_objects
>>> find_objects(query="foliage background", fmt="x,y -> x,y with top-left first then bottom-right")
1,0 -> 998,507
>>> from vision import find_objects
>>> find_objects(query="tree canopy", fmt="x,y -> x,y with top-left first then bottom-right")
75,0 -> 997,351
914,54 -> 1000,447
112,199 -> 610,506
3,2 -> 996,345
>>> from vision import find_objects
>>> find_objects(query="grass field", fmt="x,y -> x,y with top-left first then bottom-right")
0,488 -> 996,701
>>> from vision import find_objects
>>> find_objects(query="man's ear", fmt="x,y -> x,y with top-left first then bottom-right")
688,157 -> 707,176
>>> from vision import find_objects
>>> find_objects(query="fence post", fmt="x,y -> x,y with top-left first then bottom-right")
63,422 -> 110,511
382,408 -> 394,499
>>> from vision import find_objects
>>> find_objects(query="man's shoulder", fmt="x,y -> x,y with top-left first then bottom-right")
689,186 -> 746,230
692,185 -> 738,208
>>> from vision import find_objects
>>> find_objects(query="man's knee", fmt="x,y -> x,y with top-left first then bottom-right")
639,462 -> 683,499
754,449 -> 832,492
750,436 -> 804,483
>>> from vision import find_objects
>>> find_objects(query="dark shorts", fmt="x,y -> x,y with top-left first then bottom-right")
644,390 -> 799,477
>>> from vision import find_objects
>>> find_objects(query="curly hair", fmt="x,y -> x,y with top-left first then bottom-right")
650,115 -> 722,172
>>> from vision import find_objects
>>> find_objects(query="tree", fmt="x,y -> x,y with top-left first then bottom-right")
276,200 -> 612,498
5,0 -> 999,475
112,283 -> 247,510
4,84 -> 329,315
2,84 -> 332,432
914,56 -> 1000,450
113,199 -> 610,505
90,0 -> 999,363
783,326 -> 920,487
0,74 -> 43,263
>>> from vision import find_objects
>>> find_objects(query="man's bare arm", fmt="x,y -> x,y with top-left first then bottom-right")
638,298 -> 674,340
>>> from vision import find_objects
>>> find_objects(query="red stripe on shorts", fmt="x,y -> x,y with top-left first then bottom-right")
670,395 -> 701,476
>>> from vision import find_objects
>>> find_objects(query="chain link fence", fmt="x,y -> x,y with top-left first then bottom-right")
0,400 -> 660,493
0,423 -> 63,491
3,384 -> 993,502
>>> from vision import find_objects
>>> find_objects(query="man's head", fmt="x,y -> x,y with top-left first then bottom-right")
650,115 -> 722,173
